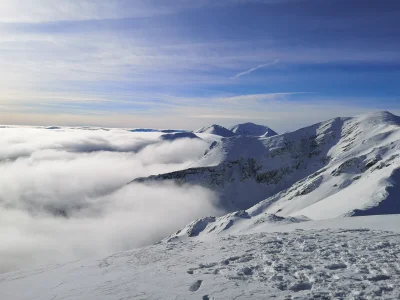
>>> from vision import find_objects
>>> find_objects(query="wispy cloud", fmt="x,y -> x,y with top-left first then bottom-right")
232,59 -> 279,79
216,92 -> 310,105
0,0 -> 176,23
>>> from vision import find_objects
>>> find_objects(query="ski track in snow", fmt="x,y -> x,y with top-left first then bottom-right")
2,228 -> 400,299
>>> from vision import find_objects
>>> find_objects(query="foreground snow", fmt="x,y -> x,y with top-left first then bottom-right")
2,215 -> 400,299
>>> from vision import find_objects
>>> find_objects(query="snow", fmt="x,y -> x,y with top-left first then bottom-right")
194,124 -> 236,137
229,122 -> 277,137
168,210 -> 400,241
160,132 -> 200,141
2,216 -> 400,299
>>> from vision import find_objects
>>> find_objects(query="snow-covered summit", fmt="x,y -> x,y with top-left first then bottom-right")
229,122 -> 277,137
194,124 -> 235,137
160,132 -> 200,141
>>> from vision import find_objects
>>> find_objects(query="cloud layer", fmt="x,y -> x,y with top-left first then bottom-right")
0,127 -> 220,273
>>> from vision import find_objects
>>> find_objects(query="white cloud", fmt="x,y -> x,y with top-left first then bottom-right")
0,127 -> 221,272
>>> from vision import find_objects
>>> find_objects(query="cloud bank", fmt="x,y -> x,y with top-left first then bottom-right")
0,127 -> 221,273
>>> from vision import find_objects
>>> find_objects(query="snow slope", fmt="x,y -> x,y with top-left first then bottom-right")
2,215 -> 400,300
229,122 -> 278,137
194,124 -> 236,137
134,111 -> 400,216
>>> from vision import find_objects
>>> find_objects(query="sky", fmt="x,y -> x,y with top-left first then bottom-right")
0,0 -> 399,132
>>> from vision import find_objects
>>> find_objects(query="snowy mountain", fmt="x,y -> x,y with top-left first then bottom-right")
194,124 -> 236,137
160,132 -> 200,141
229,122 -> 277,137
129,128 -> 188,133
129,128 -> 160,132
135,111 -> 400,217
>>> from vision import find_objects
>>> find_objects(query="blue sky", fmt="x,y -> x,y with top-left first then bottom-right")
0,0 -> 399,131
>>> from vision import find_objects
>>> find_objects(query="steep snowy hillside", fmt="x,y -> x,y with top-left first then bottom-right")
134,111 -> 400,215
229,122 -> 277,137
194,124 -> 236,137
2,216 -> 400,300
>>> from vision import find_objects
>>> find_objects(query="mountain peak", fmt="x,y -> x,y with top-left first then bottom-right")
357,110 -> 399,121
229,122 -> 277,137
194,124 -> 236,137
160,132 -> 200,141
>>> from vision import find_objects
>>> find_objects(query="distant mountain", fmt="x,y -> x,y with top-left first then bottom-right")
160,129 -> 188,133
129,128 -> 187,133
129,128 -> 159,133
194,124 -> 236,137
229,122 -> 277,137
134,111 -> 400,218
160,132 -> 200,141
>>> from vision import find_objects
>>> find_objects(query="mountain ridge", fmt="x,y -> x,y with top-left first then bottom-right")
133,111 -> 400,217
229,122 -> 278,137
194,124 -> 236,137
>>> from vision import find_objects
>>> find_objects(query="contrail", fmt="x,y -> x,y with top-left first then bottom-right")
232,59 -> 279,78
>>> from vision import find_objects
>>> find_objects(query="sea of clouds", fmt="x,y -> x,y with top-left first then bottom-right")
0,126 -> 221,273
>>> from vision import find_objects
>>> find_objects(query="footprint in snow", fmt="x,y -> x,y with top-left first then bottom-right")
189,280 -> 203,292
325,263 -> 347,270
